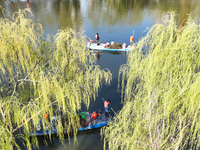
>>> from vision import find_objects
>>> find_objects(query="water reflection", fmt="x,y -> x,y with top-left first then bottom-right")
0,0 -> 83,34
1,0 -> 200,35
36,129 -> 103,150
102,0 -> 200,26
51,0 -> 82,32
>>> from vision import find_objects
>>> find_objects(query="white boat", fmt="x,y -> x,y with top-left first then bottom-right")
87,42 -> 133,52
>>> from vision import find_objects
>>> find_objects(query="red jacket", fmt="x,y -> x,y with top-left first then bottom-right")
91,112 -> 97,119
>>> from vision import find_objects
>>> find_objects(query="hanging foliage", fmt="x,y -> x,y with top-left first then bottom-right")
102,12 -> 200,150
0,8 -> 111,150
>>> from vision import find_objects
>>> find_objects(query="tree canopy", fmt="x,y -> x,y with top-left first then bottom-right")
102,13 -> 200,150
0,9 -> 111,150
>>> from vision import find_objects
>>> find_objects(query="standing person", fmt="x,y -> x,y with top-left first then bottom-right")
130,35 -> 134,45
27,0 -> 30,8
103,99 -> 111,118
95,33 -> 100,44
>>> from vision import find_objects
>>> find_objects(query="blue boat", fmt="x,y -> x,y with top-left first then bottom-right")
78,111 -> 111,131
29,127 -> 57,136
28,111 -> 111,136
87,42 -> 133,52
28,116 -> 58,136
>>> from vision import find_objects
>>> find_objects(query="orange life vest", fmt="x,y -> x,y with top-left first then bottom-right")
104,101 -> 110,108
43,113 -> 49,119
97,113 -> 101,116
130,36 -> 134,42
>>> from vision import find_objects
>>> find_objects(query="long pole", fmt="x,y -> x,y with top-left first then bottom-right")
110,107 -> 117,116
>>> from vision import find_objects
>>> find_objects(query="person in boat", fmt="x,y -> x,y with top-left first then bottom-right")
130,35 -> 134,45
122,43 -> 127,49
43,113 -> 49,119
91,111 -> 97,120
103,99 -> 111,118
96,109 -> 101,117
91,111 -> 97,124
43,112 -> 50,121
95,33 -> 100,44
105,42 -> 110,48
80,112 -> 87,125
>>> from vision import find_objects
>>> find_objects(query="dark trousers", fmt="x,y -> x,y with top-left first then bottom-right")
105,111 -> 110,118
96,39 -> 100,44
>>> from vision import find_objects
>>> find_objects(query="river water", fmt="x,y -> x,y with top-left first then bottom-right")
1,0 -> 200,150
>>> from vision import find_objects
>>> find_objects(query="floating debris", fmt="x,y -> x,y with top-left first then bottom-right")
109,43 -> 122,49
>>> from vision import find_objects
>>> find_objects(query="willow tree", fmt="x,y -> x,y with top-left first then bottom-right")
102,13 -> 200,149
0,9 -> 111,150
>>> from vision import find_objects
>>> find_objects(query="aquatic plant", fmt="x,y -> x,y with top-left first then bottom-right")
102,12 -> 200,150
0,8 -> 111,149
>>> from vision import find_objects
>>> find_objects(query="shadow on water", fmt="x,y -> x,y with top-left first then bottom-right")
28,128 -> 105,150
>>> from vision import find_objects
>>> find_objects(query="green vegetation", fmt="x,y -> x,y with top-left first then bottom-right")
102,13 -> 200,149
0,9 -> 111,149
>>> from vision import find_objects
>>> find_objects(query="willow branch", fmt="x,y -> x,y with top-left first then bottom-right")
12,94 -> 69,133
17,54 -> 43,88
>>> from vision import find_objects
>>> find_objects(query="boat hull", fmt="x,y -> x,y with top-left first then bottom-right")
28,112 -> 111,136
77,121 -> 109,131
87,43 -> 132,52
